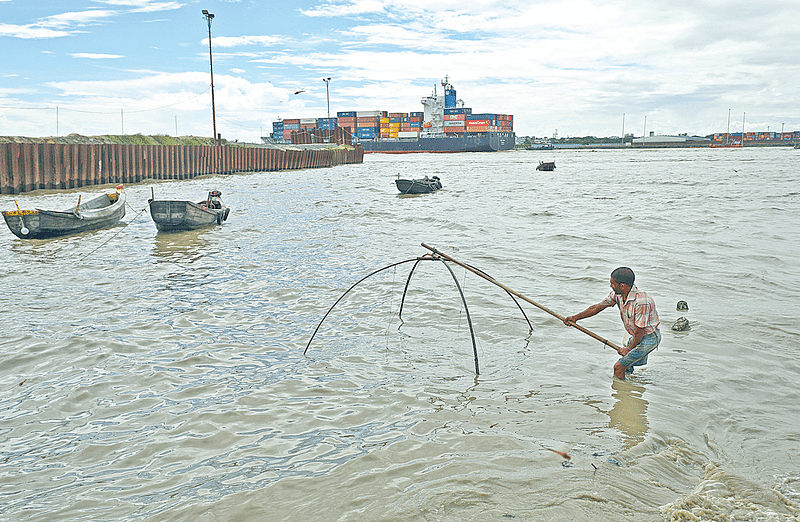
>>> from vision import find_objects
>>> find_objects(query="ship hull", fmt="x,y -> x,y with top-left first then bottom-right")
361,132 -> 515,153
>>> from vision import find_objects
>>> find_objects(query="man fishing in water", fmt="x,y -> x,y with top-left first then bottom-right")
563,267 -> 661,380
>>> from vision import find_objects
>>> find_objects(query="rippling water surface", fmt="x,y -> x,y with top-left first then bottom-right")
2,148 -> 799,521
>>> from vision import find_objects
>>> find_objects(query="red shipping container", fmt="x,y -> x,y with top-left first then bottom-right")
466,119 -> 491,126
444,114 -> 466,121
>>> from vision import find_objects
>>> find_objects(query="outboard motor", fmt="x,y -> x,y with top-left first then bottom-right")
208,190 -> 223,209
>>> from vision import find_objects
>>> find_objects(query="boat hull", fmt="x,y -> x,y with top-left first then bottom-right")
2,192 -> 126,239
536,162 -> 556,171
396,177 -> 442,194
362,132 -> 515,153
149,200 -> 229,232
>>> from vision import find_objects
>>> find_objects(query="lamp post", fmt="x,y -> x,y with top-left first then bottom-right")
202,10 -> 217,145
322,77 -> 332,122
323,77 -> 331,143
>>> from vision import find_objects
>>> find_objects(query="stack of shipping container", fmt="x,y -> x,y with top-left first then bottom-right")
710,131 -> 800,144
443,108 -> 514,134
270,109 -> 513,143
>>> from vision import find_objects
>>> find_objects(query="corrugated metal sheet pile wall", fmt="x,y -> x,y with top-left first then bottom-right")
0,142 -> 364,195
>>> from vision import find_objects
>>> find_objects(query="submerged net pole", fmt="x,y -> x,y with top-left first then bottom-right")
421,243 -> 623,352
436,258 -> 479,375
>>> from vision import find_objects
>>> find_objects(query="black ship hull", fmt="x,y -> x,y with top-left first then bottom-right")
361,132 -> 515,153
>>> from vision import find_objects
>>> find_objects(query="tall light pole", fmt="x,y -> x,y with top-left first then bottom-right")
642,115 -> 647,147
323,77 -> 332,122
202,10 -> 217,145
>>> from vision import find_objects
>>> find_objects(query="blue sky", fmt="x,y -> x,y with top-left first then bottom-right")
2,0 -> 799,142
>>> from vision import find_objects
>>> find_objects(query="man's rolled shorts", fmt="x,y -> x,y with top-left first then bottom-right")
619,329 -> 661,370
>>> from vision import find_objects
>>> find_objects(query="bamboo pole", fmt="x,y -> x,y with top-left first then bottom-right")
420,243 -> 624,353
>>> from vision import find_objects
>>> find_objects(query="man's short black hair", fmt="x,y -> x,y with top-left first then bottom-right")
611,267 -> 635,286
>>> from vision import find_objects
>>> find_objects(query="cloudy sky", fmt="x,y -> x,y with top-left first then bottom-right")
1,0 -> 799,142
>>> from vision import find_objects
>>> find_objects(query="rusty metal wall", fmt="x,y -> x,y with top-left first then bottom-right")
0,143 -> 364,194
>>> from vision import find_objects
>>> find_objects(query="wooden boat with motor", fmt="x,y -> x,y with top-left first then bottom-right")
536,161 -> 556,171
2,185 -> 126,239
395,175 -> 442,194
148,189 -> 230,232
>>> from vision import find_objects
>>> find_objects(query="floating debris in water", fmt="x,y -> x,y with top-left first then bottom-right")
546,448 -> 571,460
672,317 -> 690,331
677,300 -> 689,311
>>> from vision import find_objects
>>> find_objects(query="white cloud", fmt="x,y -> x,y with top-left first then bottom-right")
129,2 -> 185,13
71,53 -> 125,59
301,0 -> 389,17
211,35 -> 283,48
38,10 -> 118,29
0,23 -> 71,39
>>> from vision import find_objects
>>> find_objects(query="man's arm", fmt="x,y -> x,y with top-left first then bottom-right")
563,301 -> 612,325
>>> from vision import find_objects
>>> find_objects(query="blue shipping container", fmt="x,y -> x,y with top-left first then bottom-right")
337,111 -> 357,117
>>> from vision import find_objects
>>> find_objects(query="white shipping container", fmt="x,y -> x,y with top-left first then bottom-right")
444,121 -> 466,127
300,118 -> 317,124
357,110 -> 382,117
398,131 -> 419,138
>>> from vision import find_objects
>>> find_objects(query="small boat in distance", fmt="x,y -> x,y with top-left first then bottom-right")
536,161 -> 556,171
395,175 -> 442,194
2,185 -> 126,239
148,189 -> 230,232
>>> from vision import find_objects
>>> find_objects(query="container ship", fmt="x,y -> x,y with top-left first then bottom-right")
269,77 -> 515,153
